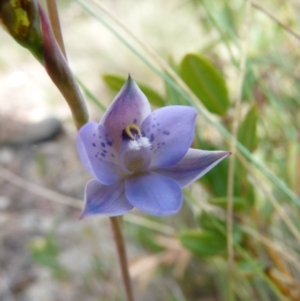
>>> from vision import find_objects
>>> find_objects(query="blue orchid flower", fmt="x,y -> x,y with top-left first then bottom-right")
77,76 -> 230,217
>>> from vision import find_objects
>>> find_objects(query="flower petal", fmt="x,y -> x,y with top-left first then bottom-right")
81,179 -> 133,218
100,76 -> 151,150
141,106 -> 197,168
156,149 -> 231,187
77,122 -> 122,185
125,172 -> 183,216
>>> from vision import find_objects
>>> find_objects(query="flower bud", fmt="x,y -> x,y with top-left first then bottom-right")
0,0 -> 43,61
0,0 -> 88,129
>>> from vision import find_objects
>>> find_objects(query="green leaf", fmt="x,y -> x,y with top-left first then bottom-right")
198,212 -> 243,243
179,53 -> 230,115
179,229 -> 227,258
102,74 -> 165,107
237,105 -> 258,151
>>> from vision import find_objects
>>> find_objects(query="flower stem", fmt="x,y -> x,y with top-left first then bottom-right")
44,2 -> 134,300
45,0 -> 67,58
41,1 -> 88,129
110,217 -> 135,301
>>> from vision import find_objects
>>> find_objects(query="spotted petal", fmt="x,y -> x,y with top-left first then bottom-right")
141,106 -> 197,168
125,172 -> 183,216
81,179 -> 133,218
100,76 -> 151,150
77,122 -> 122,185
156,149 -> 231,187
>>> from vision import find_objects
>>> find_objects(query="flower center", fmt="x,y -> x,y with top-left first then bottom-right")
122,124 -> 151,151
119,124 -> 152,174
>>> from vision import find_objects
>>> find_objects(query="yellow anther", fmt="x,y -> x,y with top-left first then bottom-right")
124,124 -> 141,139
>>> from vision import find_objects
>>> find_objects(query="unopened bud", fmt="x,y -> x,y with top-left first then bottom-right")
0,0 -> 43,61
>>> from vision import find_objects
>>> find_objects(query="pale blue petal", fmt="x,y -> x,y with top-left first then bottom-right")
100,76 -> 151,151
81,179 -> 133,218
125,172 -> 183,216
141,106 -> 197,168
156,149 -> 231,187
77,122 -> 122,185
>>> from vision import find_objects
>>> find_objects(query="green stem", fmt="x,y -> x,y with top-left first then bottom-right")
110,217 -> 135,301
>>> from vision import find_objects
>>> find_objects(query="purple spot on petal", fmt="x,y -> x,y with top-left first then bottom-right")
163,130 -> 170,135
92,143 -> 96,147
101,153 -> 106,157
133,118 -> 137,124
101,142 -> 106,148
111,153 -> 115,157
150,134 -> 155,142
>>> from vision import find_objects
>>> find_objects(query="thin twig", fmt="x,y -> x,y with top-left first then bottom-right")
236,152 -> 300,244
123,214 -> 176,236
45,0 -> 67,57
226,2 -> 251,299
0,166 -> 82,208
251,1 -> 300,43
110,217 -> 134,301
240,225 -> 300,271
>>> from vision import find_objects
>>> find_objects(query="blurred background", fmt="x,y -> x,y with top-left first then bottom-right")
0,0 -> 300,300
